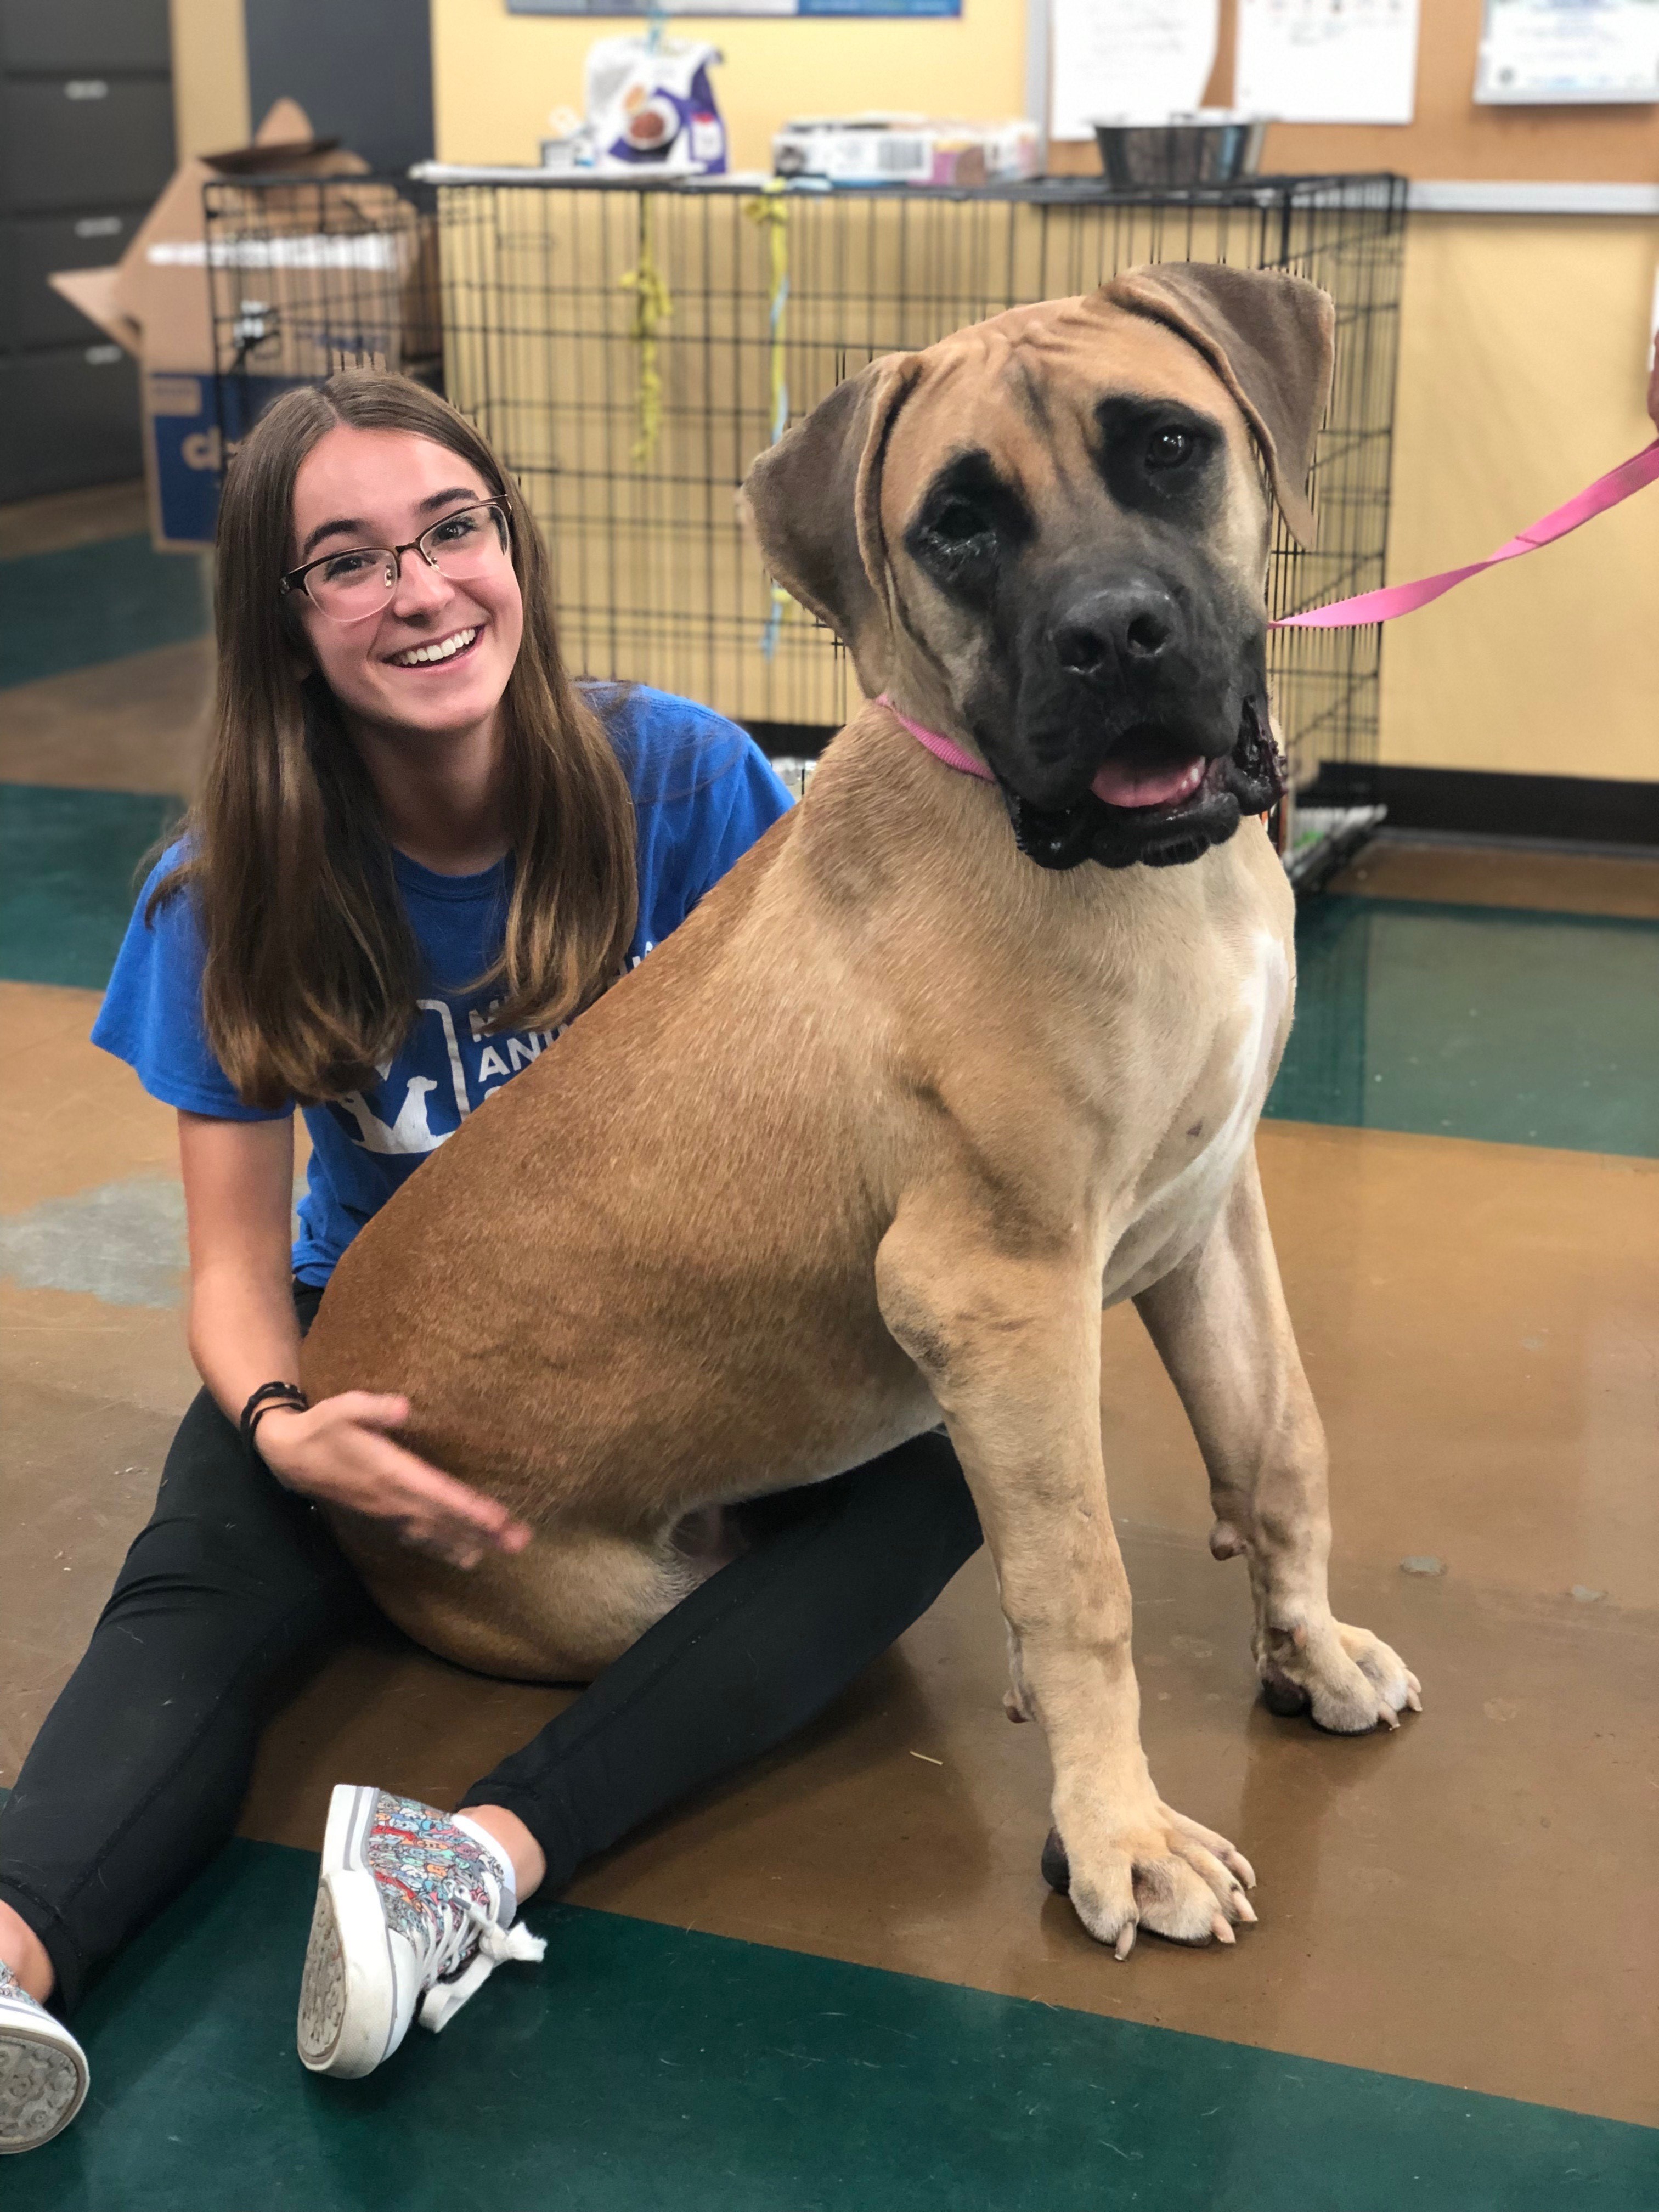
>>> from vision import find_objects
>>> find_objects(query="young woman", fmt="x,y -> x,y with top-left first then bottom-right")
0,372 -> 980,2153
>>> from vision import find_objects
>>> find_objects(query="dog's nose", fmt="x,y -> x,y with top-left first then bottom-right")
1051,583 -> 1179,682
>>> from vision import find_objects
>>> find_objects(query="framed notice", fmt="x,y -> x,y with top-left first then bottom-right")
1476,0 -> 1659,103
509,0 -> 960,14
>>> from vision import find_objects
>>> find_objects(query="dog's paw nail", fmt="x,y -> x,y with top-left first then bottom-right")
1225,1850 -> 1257,1891
1378,1703 -> 1401,1731
1211,1914 -> 1236,1945
1233,1892 -> 1257,1925
1114,1920 -> 1138,1961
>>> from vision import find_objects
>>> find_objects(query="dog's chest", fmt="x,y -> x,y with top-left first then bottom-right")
1101,925 -> 1290,1306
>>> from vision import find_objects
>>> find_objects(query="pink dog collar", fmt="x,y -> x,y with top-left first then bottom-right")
879,697 -> 995,781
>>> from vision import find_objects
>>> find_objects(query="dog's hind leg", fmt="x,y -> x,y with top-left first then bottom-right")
1135,1147 -> 1422,1733
334,1517 -> 709,1684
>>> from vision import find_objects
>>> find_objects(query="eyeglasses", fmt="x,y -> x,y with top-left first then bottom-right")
279,498 -> 512,622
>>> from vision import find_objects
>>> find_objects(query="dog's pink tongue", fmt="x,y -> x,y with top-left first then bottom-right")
1090,755 -> 1207,810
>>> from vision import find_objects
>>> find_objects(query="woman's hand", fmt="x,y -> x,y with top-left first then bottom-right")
256,1394 -> 533,1570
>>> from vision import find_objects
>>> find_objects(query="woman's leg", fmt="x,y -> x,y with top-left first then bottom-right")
460,1427 -> 981,1898
0,1293 -> 365,2015
296,1429 -> 980,2080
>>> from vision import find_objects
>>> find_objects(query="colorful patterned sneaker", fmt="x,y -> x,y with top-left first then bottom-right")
296,1785 -> 546,2081
0,1959 -> 88,2154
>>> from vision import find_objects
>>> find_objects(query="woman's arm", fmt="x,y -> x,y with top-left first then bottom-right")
178,1110 -> 531,1568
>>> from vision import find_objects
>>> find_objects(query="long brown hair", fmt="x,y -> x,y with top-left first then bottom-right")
153,371 -> 638,1108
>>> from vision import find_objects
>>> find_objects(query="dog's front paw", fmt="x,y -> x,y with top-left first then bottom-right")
1042,1802 -> 1256,1960
1259,1618 -> 1422,1733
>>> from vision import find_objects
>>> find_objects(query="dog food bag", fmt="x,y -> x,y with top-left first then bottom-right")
585,35 -> 728,177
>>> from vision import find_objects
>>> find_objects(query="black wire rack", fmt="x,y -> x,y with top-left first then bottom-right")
205,170 -> 1404,797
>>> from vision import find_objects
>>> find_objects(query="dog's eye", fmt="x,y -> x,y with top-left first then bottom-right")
929,500 -> 991,546
1147,428 -> 1194,470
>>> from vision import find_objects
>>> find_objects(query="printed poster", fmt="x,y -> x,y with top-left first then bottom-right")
1235,0 -> 1421,126
1048,0 -> 1220,142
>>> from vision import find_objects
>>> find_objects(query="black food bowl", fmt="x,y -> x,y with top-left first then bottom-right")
1092,116 -> 1266,189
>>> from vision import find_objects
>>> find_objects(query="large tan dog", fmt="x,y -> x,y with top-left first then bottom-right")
303,262 -> 1420,1957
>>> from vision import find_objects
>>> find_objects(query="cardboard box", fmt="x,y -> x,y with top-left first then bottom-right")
50,99 -> 431,551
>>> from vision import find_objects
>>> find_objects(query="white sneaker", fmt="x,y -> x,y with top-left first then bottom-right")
296,1785 -> 546,2080
0,1959 -> 88,2154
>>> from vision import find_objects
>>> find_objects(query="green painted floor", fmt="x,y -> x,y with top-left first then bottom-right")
0,537 -> 209,692
0,786 -> 180,990
1268,894 -> 1659,1156
6,1826 -> 1652,2212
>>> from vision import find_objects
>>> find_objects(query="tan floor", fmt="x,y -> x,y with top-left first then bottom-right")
4,989 -> 1655,2125
0,639 -> 213,799
1328,835 -> 1659,918
0,479 -> 150,560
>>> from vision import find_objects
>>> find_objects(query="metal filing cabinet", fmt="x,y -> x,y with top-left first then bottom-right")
0,0 -> 171,499
2,209 -> 143,348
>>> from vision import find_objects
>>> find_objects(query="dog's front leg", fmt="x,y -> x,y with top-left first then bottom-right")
877,1202 -> 1255,1957
1135,1148 -> 1421,1731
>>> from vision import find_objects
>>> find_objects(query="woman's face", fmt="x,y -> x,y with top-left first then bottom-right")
287,425 -> 524,741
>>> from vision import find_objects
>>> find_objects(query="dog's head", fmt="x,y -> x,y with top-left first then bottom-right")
741,263 -> 1334,871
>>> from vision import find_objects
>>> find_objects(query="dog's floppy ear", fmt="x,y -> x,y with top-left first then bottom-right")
1103,263 -> 1335,547
740,353 -> 923,691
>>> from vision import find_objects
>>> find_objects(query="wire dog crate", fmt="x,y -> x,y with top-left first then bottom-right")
205,171 -> 1404,840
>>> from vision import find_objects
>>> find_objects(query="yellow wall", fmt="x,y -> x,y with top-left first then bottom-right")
169,0 -> 250,156
184,0 -> 1656,785
1381,217 -> 1658,783
430,0 -> 1028,173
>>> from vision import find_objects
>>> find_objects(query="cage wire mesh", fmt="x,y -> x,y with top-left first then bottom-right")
206,172 -> 1404,799
202,171 -> 443,419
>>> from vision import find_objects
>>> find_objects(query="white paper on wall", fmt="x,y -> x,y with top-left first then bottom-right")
1048,0 -> 1220,142
1234,0 -> 1420,126
1475,0 -> 1659,104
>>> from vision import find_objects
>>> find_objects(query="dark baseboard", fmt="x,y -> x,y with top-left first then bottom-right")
1302,764 -> 1659,848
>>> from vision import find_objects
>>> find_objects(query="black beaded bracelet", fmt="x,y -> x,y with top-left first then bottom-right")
240,1380 -> 309,1455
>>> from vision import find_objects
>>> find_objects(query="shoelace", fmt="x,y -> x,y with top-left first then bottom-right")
416,1897 -> 548,2035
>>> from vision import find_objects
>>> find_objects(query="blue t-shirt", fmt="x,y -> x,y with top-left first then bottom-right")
93,686 -> 792,1285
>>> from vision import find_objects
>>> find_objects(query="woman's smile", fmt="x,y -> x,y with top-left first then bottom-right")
386,623 -> 486,669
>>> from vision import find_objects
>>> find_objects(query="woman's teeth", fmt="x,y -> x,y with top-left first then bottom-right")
390,627 -> 478,667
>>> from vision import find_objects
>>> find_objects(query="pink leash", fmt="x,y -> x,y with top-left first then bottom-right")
1272,439 -> 1659,630
881,439 -> 1659,772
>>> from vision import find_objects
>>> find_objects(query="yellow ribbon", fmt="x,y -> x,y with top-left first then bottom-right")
619,195 -> 673,470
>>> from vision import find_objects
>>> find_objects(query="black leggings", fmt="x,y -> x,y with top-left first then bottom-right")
0,1288 -> 980,2015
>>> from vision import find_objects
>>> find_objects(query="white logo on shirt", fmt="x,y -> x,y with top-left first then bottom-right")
336,1075 -> 442,1154
334,957 -> 656,1155
337,998 -> 473,1156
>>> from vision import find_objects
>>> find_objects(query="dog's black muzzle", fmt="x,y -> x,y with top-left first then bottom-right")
984,569 -> 1282,872
1002,697 -> 1285,872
